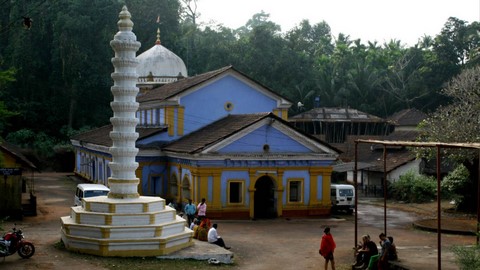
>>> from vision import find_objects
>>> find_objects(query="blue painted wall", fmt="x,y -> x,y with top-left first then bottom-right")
141,163 -> 168,195
181,76 -> 278,135
219,125 -> 311,153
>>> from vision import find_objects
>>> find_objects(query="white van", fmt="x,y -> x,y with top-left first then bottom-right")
74,184 -> 110,206
330,184 -> 355,213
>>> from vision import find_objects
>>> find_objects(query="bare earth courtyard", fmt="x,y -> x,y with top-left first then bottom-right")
0,173 -> 476,270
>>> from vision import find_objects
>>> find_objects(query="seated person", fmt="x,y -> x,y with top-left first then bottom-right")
192,220 -> 201,239
387,236 -> 398,261
353,235 -> 368,266
197,218 -> 211,241
354,235 -> 378,269
207,223 -> 231,250
189,218 -> 197,230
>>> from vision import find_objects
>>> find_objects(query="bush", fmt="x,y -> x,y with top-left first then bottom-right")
441,164 -> 470,208
391,171 -> 437,203
452,244 -> 480,270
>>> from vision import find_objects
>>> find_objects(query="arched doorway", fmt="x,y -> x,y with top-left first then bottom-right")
254,176 -> 276,219
181,176 -> 191,203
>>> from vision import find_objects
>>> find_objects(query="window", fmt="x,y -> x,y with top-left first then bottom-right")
228,181 -> 244,204
288,179 -> 303,203
224,101 -> 234,111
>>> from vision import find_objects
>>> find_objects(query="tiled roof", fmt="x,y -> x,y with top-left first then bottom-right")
162,113 -> 338,154
362,149 -> 416,172
383,130 -> 420,142
162,113 -> 271,154
388,108 -> 426,126
137,66 -> 232,103
137,65 -> 293,104
0,140 -> 37,170
71,125 -> 167,147
290,107 -> 386,122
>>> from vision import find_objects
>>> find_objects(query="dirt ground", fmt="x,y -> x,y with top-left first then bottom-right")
0,173 -> 477,270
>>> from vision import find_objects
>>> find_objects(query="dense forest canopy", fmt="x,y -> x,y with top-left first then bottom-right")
0,0 -> 479,168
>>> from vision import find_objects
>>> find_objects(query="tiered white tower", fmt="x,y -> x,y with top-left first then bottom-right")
60,6 -> 193,257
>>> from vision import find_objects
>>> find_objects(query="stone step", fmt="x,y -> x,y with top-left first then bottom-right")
61,215 -> 189,239
60,225 -> 193,256
83,196 -> 166,214
70,206 -> 179,226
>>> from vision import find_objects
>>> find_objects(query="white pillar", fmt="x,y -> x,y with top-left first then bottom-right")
108,6 -> 141,199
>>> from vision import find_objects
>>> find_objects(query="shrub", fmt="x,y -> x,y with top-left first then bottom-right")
441,164 -> 470,208
451,244 -> 480,270
391,170 -> 437,203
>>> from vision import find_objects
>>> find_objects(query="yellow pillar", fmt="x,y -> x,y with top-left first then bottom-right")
309,168 -> 321,205
177,107 -> 184,136
166,106 -> 175,136
211,171 -> 222,210
322,168 -> 333,206
197,171 -> 209,204
276,169 -> 284,216
190,171 -> 198,204
281,108 -> 288,120
248,170 -> 257,219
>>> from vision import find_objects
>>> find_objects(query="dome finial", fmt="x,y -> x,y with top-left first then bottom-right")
155,15 -> 161,45
156,28 -> 161,45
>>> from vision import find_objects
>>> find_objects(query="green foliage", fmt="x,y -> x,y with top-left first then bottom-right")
418,66 -> 480,163
0,1 -> 477,169
441,164 -> 470,207
0,67 -> 16,88
391,171 -> 437,203
6,129 -> 56,158
451,244 -> 480,270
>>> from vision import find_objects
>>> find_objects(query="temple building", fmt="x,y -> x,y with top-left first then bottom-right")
71,22 -> 339,219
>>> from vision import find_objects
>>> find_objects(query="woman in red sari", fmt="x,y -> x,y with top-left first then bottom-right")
319,227 -> 336,270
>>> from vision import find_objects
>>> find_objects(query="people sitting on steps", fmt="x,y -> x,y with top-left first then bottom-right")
355,233 -> 397,270
353,234 -> 378,269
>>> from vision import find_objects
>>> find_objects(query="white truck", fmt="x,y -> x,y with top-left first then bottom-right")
330,184 -> 355,213
74,184 -> 110,206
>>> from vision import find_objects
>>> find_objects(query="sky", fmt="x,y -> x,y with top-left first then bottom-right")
194,0 -> 480,46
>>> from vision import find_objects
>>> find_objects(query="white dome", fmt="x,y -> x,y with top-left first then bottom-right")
136,43 -> 188,79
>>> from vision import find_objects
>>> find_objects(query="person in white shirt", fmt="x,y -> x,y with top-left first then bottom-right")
207,223 -> 231,250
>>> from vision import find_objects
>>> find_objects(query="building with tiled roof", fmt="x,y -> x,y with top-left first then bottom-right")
291,107 -> 427,190
71,36 -> 339,219
0,140 -> 37,218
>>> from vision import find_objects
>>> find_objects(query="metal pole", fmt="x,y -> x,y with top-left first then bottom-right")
436,146 -> 441,270
383,145 -> 387,235
354,141 -> 358,249
477,150 -> 480,244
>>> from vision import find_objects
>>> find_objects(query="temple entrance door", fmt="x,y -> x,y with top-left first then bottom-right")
254,176 -> 276,219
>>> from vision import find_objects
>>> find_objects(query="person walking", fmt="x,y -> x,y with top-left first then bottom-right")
197,198 -> 207,220
319,227 -> 336,270
184,199 -> 196,226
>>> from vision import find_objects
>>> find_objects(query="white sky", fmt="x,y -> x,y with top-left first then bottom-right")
195,0 -> 480,46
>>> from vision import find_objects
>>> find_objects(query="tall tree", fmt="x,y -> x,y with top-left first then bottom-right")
419,66 -> 480,211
